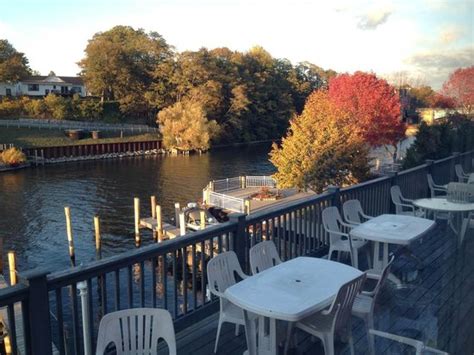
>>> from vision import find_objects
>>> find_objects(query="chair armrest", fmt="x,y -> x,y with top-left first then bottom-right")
209,288 -> 226,298
361,290 -> 376,297
361,212 -> 374,220
395,202 -> 415,211
400,196 -> 414,203
325,229 -> 349,237
339,220 -> 355,229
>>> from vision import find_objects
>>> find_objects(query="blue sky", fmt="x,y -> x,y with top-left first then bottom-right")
1,0 -> 472,88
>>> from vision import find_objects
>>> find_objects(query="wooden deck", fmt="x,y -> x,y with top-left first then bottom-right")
162,221 -> 474,354
225,187 -> 315,213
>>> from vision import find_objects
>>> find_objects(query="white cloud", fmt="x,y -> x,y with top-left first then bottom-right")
357,5 -> 394,30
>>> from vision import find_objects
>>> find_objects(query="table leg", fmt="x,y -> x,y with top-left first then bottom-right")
372,241 -> 382,272
243,310 -> 257,355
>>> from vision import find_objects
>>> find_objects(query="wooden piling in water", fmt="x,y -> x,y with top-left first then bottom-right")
64,207 -> 75,262
200,210 -> 206,230
150,196 -> 157,219
94,216 -> 101,253
156,205 -> 163,242
8,251 -> 16,286
244,199 -> 251,214
134,197 -> 140,245
174,203 -> 181,227
179,213 -> 186,236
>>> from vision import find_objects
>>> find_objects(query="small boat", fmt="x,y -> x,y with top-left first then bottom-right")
183,203 -> 220,231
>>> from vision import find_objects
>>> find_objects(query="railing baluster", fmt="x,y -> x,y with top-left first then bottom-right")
87,278 -> 94,350
182,247 -> 188,315
114,270 -> 120,310
152,257 -> 158,308
127,266 -> 133,308
71,283 -> 80,355
200,241 -> 206,306
100,273 -> 107,315
173,251 -> 178,317
7,304 -> 17,354
55,289 -> 65,355
21,299 -> 31,355
192,244 -> 197,311
140,261 -> 145,307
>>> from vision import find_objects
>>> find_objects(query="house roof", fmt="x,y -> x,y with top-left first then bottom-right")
22,75 -> 84,86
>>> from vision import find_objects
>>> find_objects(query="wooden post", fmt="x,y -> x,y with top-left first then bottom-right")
179,212 -> 186,236
174,203 -> 181,227
151,196 -> 157,219
8,251 -> 16,286
244,199 -> 251,215
64,207 -> 75,261
200,210 -> 206,230
156,205 -> 163,242
134,197 -> 140,245
94,216 -> 101,253
241,176 -> 246,189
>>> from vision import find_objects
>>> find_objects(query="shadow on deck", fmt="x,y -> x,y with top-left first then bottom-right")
164,222 -> 474,354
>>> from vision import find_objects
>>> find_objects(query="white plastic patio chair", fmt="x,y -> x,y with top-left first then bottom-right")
294,273 -> 367,355
207,251 -> 253,353
95,308 -> 176,355
352,256 -> 394,355
369,329 -> 449,354
427,174 -> 447,198
249,240 -> 282,274
323,206 -> 369,269
447,182 -> 474,203
390,186 -> 424,217
455,164 -> 469,183
342,199 -> 373,225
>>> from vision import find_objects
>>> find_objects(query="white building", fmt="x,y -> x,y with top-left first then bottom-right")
0,75 -> 87,97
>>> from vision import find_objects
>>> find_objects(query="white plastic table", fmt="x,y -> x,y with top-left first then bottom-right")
413,198 -> 474,236
350,214 -> 435,273
224,257 -> 362,355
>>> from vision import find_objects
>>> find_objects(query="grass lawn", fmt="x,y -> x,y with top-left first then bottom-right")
0,127 -> 161,148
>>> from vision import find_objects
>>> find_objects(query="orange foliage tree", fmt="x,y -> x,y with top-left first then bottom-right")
442,66 -> 474,115
270,91 -> 370,192
328,71 -> 406,154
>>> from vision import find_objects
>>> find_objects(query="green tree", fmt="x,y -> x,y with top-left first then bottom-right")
79,26 -> 173,119
270,91 -> 370,192
157,99 -> 218,151
0,39 -> 31,82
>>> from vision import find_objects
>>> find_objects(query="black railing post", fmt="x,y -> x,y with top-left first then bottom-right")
228,213 -> 247,268
22,268 -> 52,355
451,152 -> 460,182
326,186 -> 341,209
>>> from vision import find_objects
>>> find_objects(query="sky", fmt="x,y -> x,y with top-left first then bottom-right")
0,0 -> 473,89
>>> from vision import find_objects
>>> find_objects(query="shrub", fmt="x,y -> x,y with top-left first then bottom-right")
44,94 -> 70,119
0,147 -> 27,166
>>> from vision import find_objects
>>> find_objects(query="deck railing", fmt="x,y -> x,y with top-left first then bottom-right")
0,150 -> 473,354
208,191 -> 245,212
245,175 -> 276,188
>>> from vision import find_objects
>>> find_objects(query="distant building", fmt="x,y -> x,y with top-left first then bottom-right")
417,108 -> 453,125
0,75 -> 87,98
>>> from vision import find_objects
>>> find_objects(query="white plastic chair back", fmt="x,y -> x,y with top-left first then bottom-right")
390,186 -> 406,214
369,329 -> 449,354
322,207 -> 351,249
447,182 -> 474,203
249,240 -> 282,274
342,200 -> 366,224
455,164 -> 468,183
371,256 -> 394,305
207,251 -> 246,296
330,273 -> 366,332
427,174 -> 446,198
95,308 -> 176,355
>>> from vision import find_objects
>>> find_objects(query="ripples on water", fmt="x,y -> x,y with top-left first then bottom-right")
0,144 -> 275,273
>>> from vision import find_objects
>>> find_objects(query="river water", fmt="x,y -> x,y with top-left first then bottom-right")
0,144 -> 274,274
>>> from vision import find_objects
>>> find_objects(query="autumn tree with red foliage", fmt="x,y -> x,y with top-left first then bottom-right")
328,72 -> 406,149
442,66 -> 474,115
